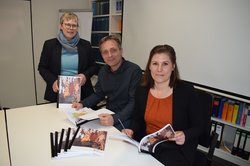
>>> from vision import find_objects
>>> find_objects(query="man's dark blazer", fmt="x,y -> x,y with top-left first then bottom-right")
38,38 -> 97,102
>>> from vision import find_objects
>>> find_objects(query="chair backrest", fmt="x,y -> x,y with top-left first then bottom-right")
196,89 -> 213,147
194,89 -> 219,166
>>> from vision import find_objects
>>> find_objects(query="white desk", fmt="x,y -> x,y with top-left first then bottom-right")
0,111 -> 10,166
6,103 -> 163,166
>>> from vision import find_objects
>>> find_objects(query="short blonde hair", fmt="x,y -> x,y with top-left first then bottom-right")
60,12 -> 79,26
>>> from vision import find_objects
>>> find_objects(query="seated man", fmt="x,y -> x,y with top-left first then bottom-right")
72,35 -> 142,130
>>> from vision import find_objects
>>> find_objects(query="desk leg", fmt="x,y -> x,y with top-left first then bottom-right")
3,108 -> 12,166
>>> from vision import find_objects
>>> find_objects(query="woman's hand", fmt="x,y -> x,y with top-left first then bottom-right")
52,80 -> 59,92
71,102 -> 83,110
168,131 -> 185,145
77,73 -> 86,86
121,129 -> 134,138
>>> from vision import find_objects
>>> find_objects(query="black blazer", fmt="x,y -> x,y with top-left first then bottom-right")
38,38 -> 97,102
130,81 -> 204,165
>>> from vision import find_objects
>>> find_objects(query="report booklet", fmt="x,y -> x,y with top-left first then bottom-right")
110,124 -> 175,153
61,107 -> 114,126
57,75 -> 81,108
50,127 -> 108,159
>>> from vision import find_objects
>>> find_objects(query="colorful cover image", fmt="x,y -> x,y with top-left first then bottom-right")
50,127 -> 108,159
110,123 -> 175,153
58,75 -> 81,108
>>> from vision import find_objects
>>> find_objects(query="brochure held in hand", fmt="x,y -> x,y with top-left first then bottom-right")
57,75 -> 81,108
110,123 -> 175,153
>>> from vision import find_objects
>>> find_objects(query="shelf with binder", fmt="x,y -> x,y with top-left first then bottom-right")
209,122 -> 250,166
198,144 -> 250,166
195,85 -> 250,165
210,97 -> 250,132
110,0 -> 122,14
212,117 -> 250,133
91,32 -> 109,47
211,116 -> 250,164
92,47 -> 104,64
91,0 -> 123,64
214,148 -> 250,166
92,16 -> 109,31
110,14 -> 122,33
92,0 -> 110,16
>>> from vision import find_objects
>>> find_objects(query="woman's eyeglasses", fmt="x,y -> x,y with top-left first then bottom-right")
64,23 -> 78,29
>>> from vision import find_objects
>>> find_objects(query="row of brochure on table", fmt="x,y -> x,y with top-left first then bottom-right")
50,107 -> 176,159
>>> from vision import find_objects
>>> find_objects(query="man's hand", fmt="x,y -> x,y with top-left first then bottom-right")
98,113 -> 114,126
72,102 -> 83,110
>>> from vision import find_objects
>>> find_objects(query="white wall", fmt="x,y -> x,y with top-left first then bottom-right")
0,0 -> 35,108
122,0 -> 250,98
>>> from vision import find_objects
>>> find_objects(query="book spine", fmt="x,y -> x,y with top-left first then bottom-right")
212,97 -> 220,117
236,103 -> 244,125
242,133 -> 250,160
215,122 -> 224,148
58,128 -> 64,153
64,128 -> 71,152
237,131 -> 247,158
232,103 -> 239,124
68,126 -> 80,149
55,131 -> 58,155
231,129 -> 240,155
50,132 -> 56,158
221,101 -> 229,121
217,98 -> 226,119
244,106 -> 250,129
226,102 -> 234,122
241,106 -> 248,127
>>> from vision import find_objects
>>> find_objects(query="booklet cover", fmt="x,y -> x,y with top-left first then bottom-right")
58,75 -> 81,108
61,107 -> 115,126
50,127 -> 108,159
109,124 -> 175,153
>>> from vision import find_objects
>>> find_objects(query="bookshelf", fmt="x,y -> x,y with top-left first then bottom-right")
195,85 -> 250,166
91,0 -> 123,64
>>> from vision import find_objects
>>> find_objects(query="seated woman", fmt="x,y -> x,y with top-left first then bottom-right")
123,44 -> 204,166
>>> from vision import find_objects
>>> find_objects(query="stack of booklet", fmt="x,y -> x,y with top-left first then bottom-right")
50,127 -> 107,159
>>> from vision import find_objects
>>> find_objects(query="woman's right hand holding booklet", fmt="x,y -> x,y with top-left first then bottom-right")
118,119 -> 134,138
167,131 -> 185,145
121,129 -> 134,138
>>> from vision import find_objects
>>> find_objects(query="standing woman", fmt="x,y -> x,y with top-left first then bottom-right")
38,12 -> 97,102
123,45 -> 204,166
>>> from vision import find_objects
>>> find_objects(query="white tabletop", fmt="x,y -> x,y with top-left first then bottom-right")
0,111 -> 10,166
6,103 -> 163,166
